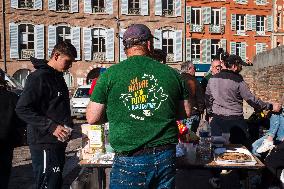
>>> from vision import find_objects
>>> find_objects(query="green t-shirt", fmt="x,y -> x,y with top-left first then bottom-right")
91,55 -> 188,153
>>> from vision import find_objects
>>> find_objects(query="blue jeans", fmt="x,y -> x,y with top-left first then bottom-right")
109,146 -> 176,189
252,113 -> 284,156
184,114 -> 200,133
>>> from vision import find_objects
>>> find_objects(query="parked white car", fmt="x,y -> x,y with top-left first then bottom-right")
71,85 -> 91,117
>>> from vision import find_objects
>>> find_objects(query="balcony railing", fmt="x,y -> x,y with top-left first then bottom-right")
166,53 -> 174,62
162,9 -> 174,16
209,25 -> 225,34
19,1 -> 34,8
189,24 -> 205,33
256,30 -> 265,36
57,4 -> 70,11
21,49 -> 35,59
93,7 -> 105,13
93,52 -> 106,62
128,8 -> 141,15
236,30 -> 246,35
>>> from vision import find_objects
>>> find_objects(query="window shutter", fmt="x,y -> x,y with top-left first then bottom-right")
11,0 -> 18,8
201,39 -> 206,63
140,0 -> 148,16
155,0 -> 162,16
175,0 -> 181,17
220,39 -> 227,52
9,23 -> 19,59
174,30 -> 182,62
48,0 -> 56,10
35,25 -> 45,59
267,15 -> 273,32
34,0 -> 42,10
262,43 -> 266,52
206,39 -> 211,63
71,27 -> 81,60
83,27 -> 92,61
106,28 -> 114,62
256,43 -> 262,54
230,42 -> 236,55
251,15 -> 256,31
241,42 -> 246,61
231,14 -> 236,30
221,7 -> 226,25
186,38 -> 191,61
154,29 -> 162,49
120,29 -> 127,61
84,0 -> 92,13
121,0 -> 128,15
71,0 -> 79,13
246,15 -> 252,30
202,7 -> 211,25
105,0 -> 113,14
48,25 -> 57,58
186,6 -> 191,24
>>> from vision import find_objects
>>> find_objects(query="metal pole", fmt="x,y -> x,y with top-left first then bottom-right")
2,0 -> 7,72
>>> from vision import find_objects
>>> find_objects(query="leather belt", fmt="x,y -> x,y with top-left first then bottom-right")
115,144 -> 175,157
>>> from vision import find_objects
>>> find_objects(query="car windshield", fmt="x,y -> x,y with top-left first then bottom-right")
74,88 -> 90,98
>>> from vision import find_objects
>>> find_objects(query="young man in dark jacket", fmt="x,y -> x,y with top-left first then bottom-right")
16,41 -> 77,189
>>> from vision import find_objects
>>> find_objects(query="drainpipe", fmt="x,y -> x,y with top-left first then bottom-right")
2,0 -> 7,72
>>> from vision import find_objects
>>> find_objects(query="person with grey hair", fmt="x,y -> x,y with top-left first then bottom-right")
86,24 -> 189,188
180,61 -> 205,133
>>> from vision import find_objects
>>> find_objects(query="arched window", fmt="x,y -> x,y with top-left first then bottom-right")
13,69 -> 31,87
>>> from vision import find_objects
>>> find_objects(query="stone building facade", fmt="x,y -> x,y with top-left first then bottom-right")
0,0 -> 185,88
186,0 -> 273,78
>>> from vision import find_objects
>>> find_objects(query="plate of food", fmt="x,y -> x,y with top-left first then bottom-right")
214,147 -> 257,165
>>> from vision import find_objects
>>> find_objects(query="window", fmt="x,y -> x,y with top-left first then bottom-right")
256,15 -> 265,33
191,39 -> 200,60
92,0 -> 105,13
277,12 -> 281,28
128,0 -> 140,14
162,0 -> 174,16
211,39 -> 220,59
13,69 -> 31,87
92,28 -> 106,60
162,30 -> 174,54
63,72 -> 73,88
19,24 -> 35,59
57,0 -> 70,11
236,14 -> 245,31
211,8 -> 220,25
19,0 -> 34,8
57,26 -> 71,43
191,8 -> 201,25
236,42 -> 242,56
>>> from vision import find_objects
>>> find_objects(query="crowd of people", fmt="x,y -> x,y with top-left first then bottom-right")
0,23 -> 283,189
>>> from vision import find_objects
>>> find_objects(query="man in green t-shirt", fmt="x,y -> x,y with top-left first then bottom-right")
86,24 -> 189,189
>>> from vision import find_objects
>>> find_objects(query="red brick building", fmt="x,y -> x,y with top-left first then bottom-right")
186,0 -> 273,78
272,0 -> 284,48
0,0 -> 185,88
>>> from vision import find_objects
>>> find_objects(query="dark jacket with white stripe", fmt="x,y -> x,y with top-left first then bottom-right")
205,69 -> 272,119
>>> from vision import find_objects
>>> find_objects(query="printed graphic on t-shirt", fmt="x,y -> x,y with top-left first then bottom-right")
119,74 -> 168,120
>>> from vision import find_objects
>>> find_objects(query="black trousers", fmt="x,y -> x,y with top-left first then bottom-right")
0,144 -> 13,189
30,147 -> 66,189
210,117 -> 250,147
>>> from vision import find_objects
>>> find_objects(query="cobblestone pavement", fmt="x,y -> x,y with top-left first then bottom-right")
8,119 -> 84,189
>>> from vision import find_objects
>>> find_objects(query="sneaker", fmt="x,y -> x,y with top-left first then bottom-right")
256,139 -> 275,153
209,177 -> 221,189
